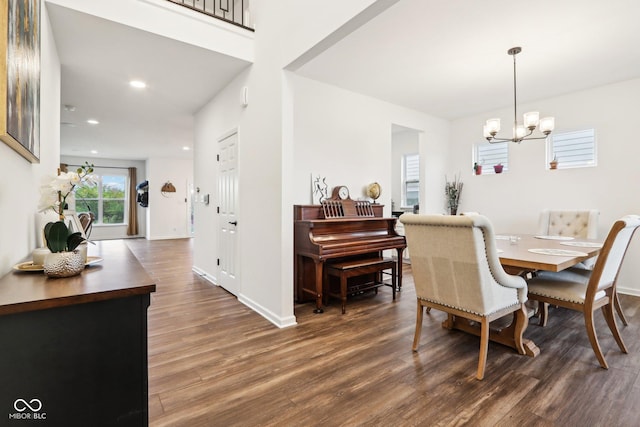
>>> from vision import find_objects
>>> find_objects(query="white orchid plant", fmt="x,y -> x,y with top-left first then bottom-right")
38,162 -> 96,252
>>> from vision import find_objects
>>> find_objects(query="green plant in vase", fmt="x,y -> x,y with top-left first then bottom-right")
445,174 -> 463,215
38,163 -> 96,276
43,221 -> 86,253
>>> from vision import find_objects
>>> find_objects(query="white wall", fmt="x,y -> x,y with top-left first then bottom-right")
194,0 -> 294,328
449,78 -> 640,295
146,157 -> 193,240
60,155 -> 147,240
291,74 -> 450,216
193,69 -> 249,283
0,4 -> 60,276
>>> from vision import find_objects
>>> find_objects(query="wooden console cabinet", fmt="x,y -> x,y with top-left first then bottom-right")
0,240 -> 155,426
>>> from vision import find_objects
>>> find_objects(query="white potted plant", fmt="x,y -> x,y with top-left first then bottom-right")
38,163 -> 96,277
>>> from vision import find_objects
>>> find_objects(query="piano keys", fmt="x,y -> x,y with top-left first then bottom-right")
294,202 -> 406,313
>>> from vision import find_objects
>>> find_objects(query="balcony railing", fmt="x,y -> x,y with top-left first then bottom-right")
168,0 -> 253,31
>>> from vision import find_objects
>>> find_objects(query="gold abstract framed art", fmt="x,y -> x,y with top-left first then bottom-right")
0,0 -> 40,163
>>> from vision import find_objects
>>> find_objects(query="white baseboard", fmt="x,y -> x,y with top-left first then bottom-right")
191,266 -> 296,328
617,286 -> 640,297
148,234 -> 192,241
192,266 -> 217,285
237,294 -> 297,329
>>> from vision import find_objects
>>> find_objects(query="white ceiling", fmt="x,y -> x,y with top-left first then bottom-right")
50,0 -> 640,160
296,0 -> 640,120
48,3 -> 251,161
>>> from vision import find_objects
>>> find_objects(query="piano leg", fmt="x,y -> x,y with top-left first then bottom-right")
313,259 -> 324,313
396,248 -> 404,291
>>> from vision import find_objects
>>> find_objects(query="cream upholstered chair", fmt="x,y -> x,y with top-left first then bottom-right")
537,209 -> 599,239
536,209 -> 628,325
400,214 -> 529,380
527,215 -> 640,369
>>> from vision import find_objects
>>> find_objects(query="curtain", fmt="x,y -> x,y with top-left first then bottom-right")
127,167 -> 138,236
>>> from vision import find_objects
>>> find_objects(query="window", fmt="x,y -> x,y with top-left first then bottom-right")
475,142 -> 508,174
402,153 -> 419,208
547,129 -> 596,169
75,168 -> 128,225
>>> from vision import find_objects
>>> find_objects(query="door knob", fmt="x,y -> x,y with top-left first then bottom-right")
229,221 -> 238,226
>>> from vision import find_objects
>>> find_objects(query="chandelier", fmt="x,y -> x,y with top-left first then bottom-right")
483,47 -> 555,143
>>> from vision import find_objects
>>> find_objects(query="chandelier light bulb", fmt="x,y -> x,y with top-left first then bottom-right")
540,117 -> 555,134
486,118 -> 501,134
523,111 -> 540,129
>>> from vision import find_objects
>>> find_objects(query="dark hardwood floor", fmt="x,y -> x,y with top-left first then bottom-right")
125,238 -> 640,426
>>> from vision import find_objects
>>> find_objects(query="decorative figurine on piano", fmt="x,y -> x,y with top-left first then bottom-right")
312,174 -> 328,204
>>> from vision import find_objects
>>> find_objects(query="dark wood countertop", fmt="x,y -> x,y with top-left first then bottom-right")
0,240 -> 156,316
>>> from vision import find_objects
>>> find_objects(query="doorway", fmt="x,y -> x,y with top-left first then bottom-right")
391,124 -> 421,215
218,130 -> 240,295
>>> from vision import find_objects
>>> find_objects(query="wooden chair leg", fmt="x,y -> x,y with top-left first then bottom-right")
412,300 -> 424,351
602,304 -> 628,354
585,308 -> 608,369
477,318 -> 489,380
538,302 -> 549,326
614,292 -> 629,326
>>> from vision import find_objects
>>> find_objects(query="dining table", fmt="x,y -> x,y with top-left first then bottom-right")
495,233 -> 602,276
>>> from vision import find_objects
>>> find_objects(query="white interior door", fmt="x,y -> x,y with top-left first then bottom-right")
218,131 -> 239,295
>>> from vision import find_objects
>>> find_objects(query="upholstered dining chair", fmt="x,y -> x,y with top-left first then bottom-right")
537,209 -> 599,239
527,215 -> 640,369
400,214 -> 529,380
536,209 -> 628,325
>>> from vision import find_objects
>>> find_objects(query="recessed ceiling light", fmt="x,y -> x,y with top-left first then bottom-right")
182,146 -> 190,151
90,150 -> 98,154
87,119 -> 99,125
129,80 -> 146,89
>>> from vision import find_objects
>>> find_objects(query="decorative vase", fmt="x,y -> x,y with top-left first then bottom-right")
494,164 -> 503,174
474,165 -> 482,175
549,160 -> 558,170
44,250 -> 85,278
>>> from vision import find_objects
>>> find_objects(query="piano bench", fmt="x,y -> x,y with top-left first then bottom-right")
324,257 -> 397,314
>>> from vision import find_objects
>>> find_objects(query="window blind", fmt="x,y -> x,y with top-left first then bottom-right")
549,129 -> 596,168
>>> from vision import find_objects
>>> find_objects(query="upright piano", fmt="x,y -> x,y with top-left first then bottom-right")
294,199 -> 406,313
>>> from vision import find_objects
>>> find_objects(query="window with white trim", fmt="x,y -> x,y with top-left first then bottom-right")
474,142 -> 508,174
402,153 -> 419,208
547,129 -> 596,169
75,168 -> 128,225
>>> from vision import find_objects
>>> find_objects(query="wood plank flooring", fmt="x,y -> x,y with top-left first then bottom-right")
125,238 -> 640,426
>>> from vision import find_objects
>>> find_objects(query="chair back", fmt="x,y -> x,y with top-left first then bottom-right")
400,214 -> 526,315
78,212 -> 95,238
588,215 -> 640,295
537,209 -> 599,239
